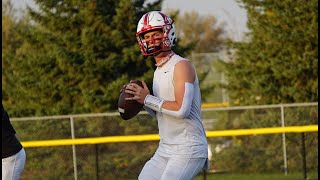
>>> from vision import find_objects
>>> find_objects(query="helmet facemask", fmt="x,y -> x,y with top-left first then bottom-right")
136,11 -> 177,56
137,29 -> 171,56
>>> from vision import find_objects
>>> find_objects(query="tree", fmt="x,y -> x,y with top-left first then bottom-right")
2,0 -> 32,114
173,11 -> 227,102
2,0 -> 15,84
2,0 -> 166,116
175,11 -> 225,53
211,0 -> 318,173
222,0 -> 318,105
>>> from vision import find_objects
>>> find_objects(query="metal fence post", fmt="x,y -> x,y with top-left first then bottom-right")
301,133 -> 307,180
203,169 -> 207,180
281,105 -> 288,175
70,117 -> 78,180
95,144 -> 99,180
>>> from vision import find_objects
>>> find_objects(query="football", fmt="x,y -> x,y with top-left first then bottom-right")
118,80 -> 144,120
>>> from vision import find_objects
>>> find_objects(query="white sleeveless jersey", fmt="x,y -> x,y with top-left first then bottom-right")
153,54 -> 208,158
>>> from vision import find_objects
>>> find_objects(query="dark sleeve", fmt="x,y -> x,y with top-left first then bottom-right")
2,105 -> 23,158
2,106 -> 16,134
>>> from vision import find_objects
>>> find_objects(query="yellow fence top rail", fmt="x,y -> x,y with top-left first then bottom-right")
201,102 -> 230,108
21,125 -> 318,148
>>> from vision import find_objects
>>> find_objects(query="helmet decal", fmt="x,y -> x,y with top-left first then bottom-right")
163,40 -> 171,47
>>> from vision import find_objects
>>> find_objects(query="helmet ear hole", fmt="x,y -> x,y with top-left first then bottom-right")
173,38 -> 177,46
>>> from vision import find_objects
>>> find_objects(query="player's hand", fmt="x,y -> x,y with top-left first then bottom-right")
125,80 -> 150,104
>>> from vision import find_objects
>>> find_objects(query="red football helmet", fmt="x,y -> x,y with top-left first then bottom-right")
136,11 -> 177,56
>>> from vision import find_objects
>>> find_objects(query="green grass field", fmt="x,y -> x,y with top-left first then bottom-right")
194,172 -> 318,180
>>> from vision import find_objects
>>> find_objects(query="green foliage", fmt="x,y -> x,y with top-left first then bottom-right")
2,2 -> 165,178
2,0 -> 188,116
206,106 -> 318,174
2,2 -> 196,178
209,0 -> 318,173
222,0 -> 318,105
175,11 -> 226,53
13,114 -> 159,179
173,11 -> 227,102
194,173 -> 315,180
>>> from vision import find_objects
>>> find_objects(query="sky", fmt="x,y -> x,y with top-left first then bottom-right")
161,0 -> 248,41
11,0 -> 248,41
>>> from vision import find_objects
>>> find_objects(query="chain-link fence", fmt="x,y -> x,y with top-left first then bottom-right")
188,52 -> 229,104
11,103 -> 318,180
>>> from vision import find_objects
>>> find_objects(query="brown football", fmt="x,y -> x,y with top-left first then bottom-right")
118,80 -> 144,120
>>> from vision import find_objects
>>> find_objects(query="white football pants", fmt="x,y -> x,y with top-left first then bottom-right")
138,153 -> 207,180
2,148 -> 26,180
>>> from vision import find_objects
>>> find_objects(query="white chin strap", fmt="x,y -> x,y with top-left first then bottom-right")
144,83 -> 194,118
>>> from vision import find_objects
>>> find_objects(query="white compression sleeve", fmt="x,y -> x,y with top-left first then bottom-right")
161,83 -> 194,118
144,83 -> 194,118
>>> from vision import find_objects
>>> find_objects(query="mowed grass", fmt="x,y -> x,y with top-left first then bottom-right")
194,172 -> 318,180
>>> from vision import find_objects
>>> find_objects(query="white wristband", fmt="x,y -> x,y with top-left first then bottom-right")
144,95 -> 165,112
